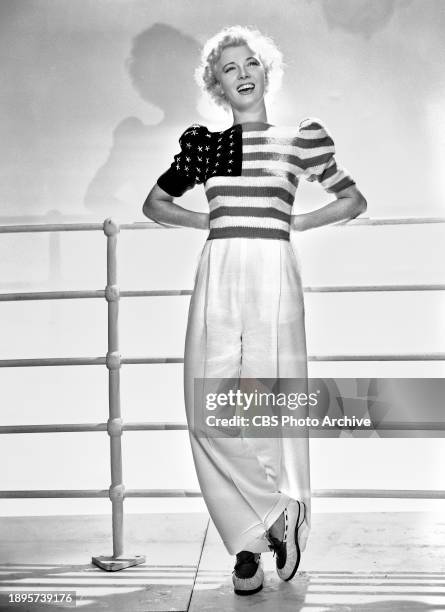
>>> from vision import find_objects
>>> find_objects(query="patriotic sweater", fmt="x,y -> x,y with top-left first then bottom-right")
156,118 -> 356,241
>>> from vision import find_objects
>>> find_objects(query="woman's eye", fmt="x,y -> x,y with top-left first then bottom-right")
224,61 -> 259,73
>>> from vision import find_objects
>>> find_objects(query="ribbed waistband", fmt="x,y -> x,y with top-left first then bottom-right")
207,227 -> 290,241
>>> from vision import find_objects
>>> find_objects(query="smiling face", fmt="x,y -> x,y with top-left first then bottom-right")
215,44 -> 267,112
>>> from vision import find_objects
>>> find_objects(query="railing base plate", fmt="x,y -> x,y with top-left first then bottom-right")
91,554 -> 146,571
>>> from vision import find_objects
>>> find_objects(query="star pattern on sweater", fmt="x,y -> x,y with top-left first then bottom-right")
173,124 -> 242,185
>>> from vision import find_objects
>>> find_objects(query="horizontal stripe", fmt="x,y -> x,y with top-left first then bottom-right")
240,124 -> 332,138
324,176 -> 356,194
243,135 -> 294,147
320,159 -> 339,182
205,185 -> 295,206
207,195 -> 293,216
244,133 -> 334,150
288,144 -> 336,161
300,151 -> 334,172
242,145 -> 335,166
292,135 -> 334,149
241,167 -> 299,188
243,140 -> 334,157
243,150 -> 301,164
210,216 -> 290,232
319,162 -> 353,189
241,160 -> 302,185
210,206 -> 290,223
207,227 -> 290,241
242,167 -> 298,191
205,172 -> 296,189
242,149 -> 334,170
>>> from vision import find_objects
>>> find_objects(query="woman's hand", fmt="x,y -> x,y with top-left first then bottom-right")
290,214 -> 308,232
198,213 -> 210,230
290,187 -> 367,232
143,184 -> 211,230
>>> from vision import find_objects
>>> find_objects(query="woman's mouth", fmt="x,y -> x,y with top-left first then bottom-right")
236,83 -> 255,95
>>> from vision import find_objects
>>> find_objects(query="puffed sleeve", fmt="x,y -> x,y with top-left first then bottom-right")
298,117 -> 356,194
156,124 -> 208,197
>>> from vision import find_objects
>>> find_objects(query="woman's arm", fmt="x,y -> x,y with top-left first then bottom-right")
290,184 -> 367,232
142,183 -> 209,230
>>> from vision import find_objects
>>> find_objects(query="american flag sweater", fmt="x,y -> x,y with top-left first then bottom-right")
156,118 -> 356,241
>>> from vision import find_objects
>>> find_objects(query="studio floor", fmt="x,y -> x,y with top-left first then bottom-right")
0,511 -> 444,611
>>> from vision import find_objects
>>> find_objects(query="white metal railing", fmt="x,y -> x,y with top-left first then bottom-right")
0,215 -> 444,571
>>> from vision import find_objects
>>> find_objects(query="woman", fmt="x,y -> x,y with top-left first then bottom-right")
143,25 -> 367,596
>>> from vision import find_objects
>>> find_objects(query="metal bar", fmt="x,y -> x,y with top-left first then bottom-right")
0,424 -> 108,434
120,289 -> 193,297
0,223 -> 104,233
103,218 -> 124,560
69,216 -> 445,229
0,422 -> 189,434
1,283 -> 445,302
2,352 -> 444,368
0,490 -> 111,498
0,290 -> 105,302
312,489 -> 445,499
124,489 -> 238,498
0,221 -> 170,233
123,285 -> 445,295
341,216 -> 445,226
120,353 -> 445,364
304,284 -> 445,293
3,421 -> 445,435
0,357 -> 106,367
121,357 -> 185,364
308,353 -> 445,361
1,488 -> 444,499
1,216 -> 445,234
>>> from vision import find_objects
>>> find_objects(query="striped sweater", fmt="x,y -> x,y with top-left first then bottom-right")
156,118 -> 356,241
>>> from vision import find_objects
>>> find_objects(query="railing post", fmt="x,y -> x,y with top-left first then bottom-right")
91,218 -> 145,571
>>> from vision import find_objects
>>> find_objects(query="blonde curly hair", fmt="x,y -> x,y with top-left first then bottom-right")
194,25 -> 284,111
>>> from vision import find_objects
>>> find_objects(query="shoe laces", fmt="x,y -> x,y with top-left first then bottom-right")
266,533 -> 282,559
266,507 -> 288,558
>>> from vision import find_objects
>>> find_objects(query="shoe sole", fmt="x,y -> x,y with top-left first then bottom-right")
234,583 -> 263,596
283,500 -> 305,582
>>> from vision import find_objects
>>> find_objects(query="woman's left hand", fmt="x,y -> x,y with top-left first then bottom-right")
290,214 -> 307,232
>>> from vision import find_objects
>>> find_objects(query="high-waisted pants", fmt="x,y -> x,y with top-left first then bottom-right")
183,237 -> 311,555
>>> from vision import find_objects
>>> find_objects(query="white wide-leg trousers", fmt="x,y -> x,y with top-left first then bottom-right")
183,238 -> 311,555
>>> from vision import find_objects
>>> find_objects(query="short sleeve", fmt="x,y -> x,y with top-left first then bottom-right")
298,117 -> 356,194
156,124 -> 208,197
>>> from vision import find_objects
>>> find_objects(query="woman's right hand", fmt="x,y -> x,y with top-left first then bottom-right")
198,213 -> 210,230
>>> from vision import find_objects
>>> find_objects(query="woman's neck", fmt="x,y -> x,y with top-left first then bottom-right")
231,104 -> 268,126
